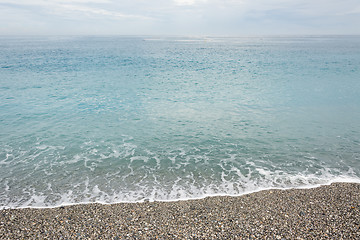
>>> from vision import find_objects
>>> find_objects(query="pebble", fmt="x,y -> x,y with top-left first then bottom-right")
0,182 -> 359,239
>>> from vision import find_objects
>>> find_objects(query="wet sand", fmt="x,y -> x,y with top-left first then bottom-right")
1,182 -> 359,239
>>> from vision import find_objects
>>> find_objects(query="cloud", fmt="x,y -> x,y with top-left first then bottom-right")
57,4 -> 152,20
174,0 -> 207,6
0,0 -> 152,21
341,6 -> 360,15
244,0 -> 360,16
0,0 -> 111,3
0,0 -> 359,35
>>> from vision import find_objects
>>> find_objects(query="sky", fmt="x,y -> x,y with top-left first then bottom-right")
0,0 -> 360,35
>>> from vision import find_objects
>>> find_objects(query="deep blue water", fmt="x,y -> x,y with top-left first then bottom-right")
1,36 -> 360,208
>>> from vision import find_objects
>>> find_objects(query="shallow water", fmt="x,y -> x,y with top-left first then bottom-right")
1,36 -> 360,208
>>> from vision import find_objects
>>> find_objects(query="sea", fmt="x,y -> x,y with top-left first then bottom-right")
1,35 -> 360,209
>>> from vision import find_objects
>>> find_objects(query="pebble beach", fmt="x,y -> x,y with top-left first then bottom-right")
1,182 -> 359,239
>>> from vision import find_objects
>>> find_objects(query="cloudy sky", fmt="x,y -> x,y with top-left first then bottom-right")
1,0 -> 360,35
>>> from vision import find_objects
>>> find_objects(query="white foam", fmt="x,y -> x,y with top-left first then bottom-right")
67,154 -> 82,164
1,162 -> 360,210
3,176 -> 359,210
130,156 -> 149,163
36,145 -> 48,150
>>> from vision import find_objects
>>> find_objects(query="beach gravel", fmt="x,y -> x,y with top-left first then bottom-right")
1,182 -> 359,239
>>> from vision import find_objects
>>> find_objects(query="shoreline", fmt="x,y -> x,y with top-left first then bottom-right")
1,182 -> 359,239
4,178 -> 360,210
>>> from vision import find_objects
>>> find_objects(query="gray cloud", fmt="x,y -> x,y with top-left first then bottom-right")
0,0 -> 359,35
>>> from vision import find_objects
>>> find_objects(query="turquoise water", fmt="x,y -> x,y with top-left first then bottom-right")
1,36 -> 360,208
